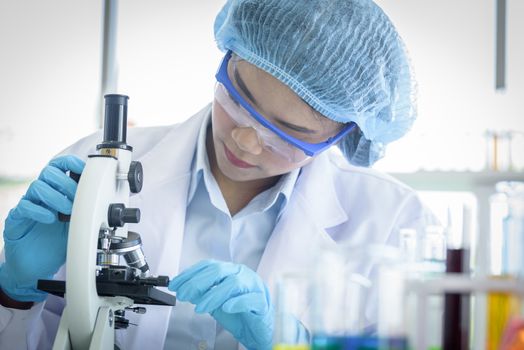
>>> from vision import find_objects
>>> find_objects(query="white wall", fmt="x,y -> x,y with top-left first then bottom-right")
0,0 -> 102,178
115,0 -> 225,127
374,0 -> 524,172
0,0 -> 225,179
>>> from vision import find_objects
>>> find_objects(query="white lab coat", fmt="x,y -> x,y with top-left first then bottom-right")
0,104 -> 436,349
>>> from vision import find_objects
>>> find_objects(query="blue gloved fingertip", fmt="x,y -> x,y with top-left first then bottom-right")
49,155 -> 86,174
174,290 -> 188,302
16,199 -> 55,225
168,276 -> 182,291
194,304 -> 206,314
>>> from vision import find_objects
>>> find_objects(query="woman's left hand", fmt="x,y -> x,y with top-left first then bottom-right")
168,259 -> 273,350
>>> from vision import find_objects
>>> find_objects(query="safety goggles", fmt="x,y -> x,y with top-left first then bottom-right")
215,50 -> 357,163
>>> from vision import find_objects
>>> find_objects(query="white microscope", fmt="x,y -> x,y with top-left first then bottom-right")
38,94 -> 176,350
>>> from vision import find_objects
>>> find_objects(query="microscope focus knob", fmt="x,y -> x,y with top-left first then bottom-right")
108,203 -> 141,227
128,161 -> 143,194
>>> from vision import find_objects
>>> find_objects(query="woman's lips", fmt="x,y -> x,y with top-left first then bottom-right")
224,144 -> 256,168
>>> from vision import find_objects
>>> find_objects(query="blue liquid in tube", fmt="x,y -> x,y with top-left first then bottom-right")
312,335 -> 409,350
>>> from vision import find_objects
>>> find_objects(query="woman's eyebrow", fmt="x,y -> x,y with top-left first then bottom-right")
234,65 -> 317,134
275,119 -> 317,134
233,67 -> 259,107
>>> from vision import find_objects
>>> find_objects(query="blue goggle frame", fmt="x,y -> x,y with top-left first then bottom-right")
215,50 -> 356,157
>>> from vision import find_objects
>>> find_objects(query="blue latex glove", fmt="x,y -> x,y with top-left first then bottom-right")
169,260 -> 273,350
0,155 -> 85,302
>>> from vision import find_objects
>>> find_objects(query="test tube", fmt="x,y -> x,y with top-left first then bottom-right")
311,250 -> 347,350
486,182 -> 524,350
273,272 -> 311,350
376,261 -> 408,337
309,245 -> 410,350
310,246 -> 387,350
442,206 -> 471,350
399,228 -> 417,263
416,226 -> 446,350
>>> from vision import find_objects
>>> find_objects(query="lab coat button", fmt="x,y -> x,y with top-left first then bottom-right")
198,341 -> 207,350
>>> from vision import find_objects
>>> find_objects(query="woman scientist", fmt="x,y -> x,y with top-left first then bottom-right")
0,0 -> 436,349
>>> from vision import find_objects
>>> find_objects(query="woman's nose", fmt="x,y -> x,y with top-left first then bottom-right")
231,127 -> 264,155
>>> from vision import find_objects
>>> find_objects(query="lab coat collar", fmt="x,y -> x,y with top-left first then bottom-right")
257,150 -> 349,289
294,152 -> 349,228
137,106 -> 210,189
187,110 -> 211,203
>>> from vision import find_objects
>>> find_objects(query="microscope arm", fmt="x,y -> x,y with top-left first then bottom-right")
53,153 -> 134,350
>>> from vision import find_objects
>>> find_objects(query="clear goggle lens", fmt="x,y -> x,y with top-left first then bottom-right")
214,82 -> 310,163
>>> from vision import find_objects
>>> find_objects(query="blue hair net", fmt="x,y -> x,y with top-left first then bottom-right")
214,0 -> 417,166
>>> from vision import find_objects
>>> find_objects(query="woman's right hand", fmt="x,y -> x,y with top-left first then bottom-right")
0,155 -> 85,303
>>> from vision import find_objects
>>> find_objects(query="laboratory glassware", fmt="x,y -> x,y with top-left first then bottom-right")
310,244 -> 410,350
404,225 -> 446,350
442,206 -> 472,350
486,182 -> 524,350
273,272 -> 311,350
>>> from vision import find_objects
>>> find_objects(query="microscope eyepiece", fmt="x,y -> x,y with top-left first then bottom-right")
103,94 -> 129,144
97,94 -> 132,151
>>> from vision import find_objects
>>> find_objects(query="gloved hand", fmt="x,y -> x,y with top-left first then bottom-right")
0,155 -> 85,302
169,260 -> 273,350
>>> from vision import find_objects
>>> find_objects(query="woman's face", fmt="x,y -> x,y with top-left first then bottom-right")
211,55 -> 343,182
